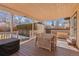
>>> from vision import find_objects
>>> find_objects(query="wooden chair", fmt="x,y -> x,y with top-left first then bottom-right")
35,32 -> 57,51
51,30 -> 57,49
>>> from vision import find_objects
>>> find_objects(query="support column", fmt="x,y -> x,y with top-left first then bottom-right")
32,20 -> 34,37
76,10 -> 79,48
10,14 -> 13,38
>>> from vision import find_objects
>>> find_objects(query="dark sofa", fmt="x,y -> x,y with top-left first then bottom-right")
0,38 -> 20,56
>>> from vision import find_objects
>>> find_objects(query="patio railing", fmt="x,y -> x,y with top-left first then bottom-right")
0,31 -> 18,40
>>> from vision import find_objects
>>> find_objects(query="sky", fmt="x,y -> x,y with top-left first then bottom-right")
47,20 -> 53,25
0,10 -> 65,26
46,18 -> 65,26
0,10 -> 33,25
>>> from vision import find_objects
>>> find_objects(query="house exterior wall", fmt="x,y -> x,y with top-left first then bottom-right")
36,24 -> 45,33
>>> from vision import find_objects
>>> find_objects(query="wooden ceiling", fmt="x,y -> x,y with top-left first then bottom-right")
0,3 -> 79,20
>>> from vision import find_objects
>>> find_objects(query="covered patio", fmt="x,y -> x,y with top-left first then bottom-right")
0,3 -> 79,56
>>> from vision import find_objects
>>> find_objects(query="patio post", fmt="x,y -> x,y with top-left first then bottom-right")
10,14 -> 13,38
32,20 -> 34,37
